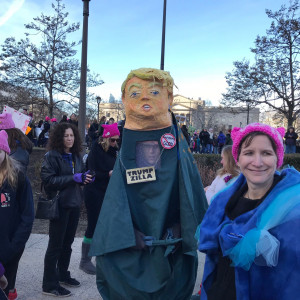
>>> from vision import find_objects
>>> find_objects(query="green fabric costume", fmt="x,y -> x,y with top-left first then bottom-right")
90,117 -> 208,300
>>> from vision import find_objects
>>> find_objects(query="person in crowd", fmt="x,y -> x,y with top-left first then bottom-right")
87,119 -> 99,147
205,145 -> 239,204
98,116 -> 106,137
225,132 -> 233,145
50,118 -> 58,130
90,67 -> 207,300
107,117 -> 115,125
68,113 -> 78,127
117,118 -> 126,148
35,120 -> 44,142
180,124 -> 190,145
38,116 -> 51,147
197,123 -> 300,300
284,126 -> 298,154
80,123 -> 120,275
0,113 -> 33,174
217,130 -> 226,154
196,135 -> 201,153
0,130 -> 34,300
199,128 -> 210,153
212,133 -> 218,154
207,128 -> 214,153
41,123 -> 93,297
190,137 -> 195,153
59,115 -> 68,123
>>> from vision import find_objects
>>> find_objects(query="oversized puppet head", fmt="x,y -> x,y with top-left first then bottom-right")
121,68 -> 174,130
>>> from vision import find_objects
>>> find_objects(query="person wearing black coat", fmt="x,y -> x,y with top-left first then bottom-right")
87,120 -> 99,148
199,129 -> 210,153
80,123 -> 120,275
284,127 -> 298,154
40,123 -> 93,297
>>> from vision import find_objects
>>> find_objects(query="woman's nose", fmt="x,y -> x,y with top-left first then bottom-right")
252,154 -> 263,166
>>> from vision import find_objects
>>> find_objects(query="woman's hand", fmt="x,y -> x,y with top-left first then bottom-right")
204,186 -> 210,192
0,275 -> 8,290
83,174 -> 93,184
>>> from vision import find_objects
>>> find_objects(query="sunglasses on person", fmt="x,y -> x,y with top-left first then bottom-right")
109,138 -> 120,143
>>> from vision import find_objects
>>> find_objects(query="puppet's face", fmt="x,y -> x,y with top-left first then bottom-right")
122,77 -> 172,128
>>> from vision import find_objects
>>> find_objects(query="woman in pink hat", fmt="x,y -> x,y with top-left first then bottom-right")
0,130 -> 34,300
196,123 -> 300,300
80,123 -> 120,275
0,113 -> 33,174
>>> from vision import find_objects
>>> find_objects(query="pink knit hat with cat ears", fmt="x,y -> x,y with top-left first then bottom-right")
231,123 -> 285,168
0,113 -> 15,130
101,123 -> 120,138
0,130 -> 10,154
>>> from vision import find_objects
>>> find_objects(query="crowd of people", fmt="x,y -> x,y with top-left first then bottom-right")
0,67 -> 300,300
188,126 -> 300,155
188,128 -> 233,154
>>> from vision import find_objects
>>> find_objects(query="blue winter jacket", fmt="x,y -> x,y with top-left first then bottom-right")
198,168 -> 300,300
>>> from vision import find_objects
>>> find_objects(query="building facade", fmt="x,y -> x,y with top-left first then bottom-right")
172,95 -> 260,131
98,102 -> 125,122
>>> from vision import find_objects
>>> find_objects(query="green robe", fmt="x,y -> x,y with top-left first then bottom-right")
90,118 -> 208,300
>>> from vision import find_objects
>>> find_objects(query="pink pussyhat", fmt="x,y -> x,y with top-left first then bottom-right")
231,123 -> 285,168
102,123 -> 120,138
45,116 -> 51,121
0,113 -> 15,130
51,118 -> 57,122
0,130 -> 10,154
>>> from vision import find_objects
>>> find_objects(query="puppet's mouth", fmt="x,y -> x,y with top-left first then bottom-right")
142,104 -> 151,111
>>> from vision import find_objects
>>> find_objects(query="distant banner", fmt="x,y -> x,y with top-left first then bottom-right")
2,105 -> 31,134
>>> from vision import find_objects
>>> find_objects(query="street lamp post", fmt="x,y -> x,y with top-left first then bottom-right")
96,96 -> 101,123
79,0 -> 91,144
246,100 -> 250,125
160,0 -> 167,70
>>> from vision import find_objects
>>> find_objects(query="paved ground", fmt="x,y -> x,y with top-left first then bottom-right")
15,234 -> 205,300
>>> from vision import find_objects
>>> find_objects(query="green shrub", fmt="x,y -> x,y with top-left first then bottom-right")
193,154 -> 222,187
282,154 -> 300,170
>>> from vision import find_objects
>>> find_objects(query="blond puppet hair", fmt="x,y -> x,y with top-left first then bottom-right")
121,68 -> 174,96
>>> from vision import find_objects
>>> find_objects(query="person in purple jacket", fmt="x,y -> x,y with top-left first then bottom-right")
0,130 -> 34,299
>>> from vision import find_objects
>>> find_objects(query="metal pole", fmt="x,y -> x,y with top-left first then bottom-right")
160,0 -> 167,70
247,103 -> 250,124
79,0 -> 90,145
97,102 -> 100,123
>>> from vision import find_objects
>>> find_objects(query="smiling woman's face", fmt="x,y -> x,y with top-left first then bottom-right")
237,135 -> 277,190
122,77 -> 172,130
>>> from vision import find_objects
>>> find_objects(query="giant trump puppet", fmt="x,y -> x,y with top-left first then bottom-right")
90,68 -> 208,299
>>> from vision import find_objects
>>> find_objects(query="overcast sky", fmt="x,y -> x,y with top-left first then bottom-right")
0,0 -> 287,104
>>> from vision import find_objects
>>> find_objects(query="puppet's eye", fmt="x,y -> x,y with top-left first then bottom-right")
150,90 -> 159,96
130,91 -> 140,98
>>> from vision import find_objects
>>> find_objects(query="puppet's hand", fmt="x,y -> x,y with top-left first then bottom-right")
132,229 -> 146,250
0,275 -> 8,290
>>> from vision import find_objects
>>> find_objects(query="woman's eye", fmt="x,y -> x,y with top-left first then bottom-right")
130,91 -> 140,98
244,152 -> 252,155
263,151 -> 272,155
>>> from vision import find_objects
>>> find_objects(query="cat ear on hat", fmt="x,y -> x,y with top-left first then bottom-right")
276,127 -> 285,138
231,127 -> 241,141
